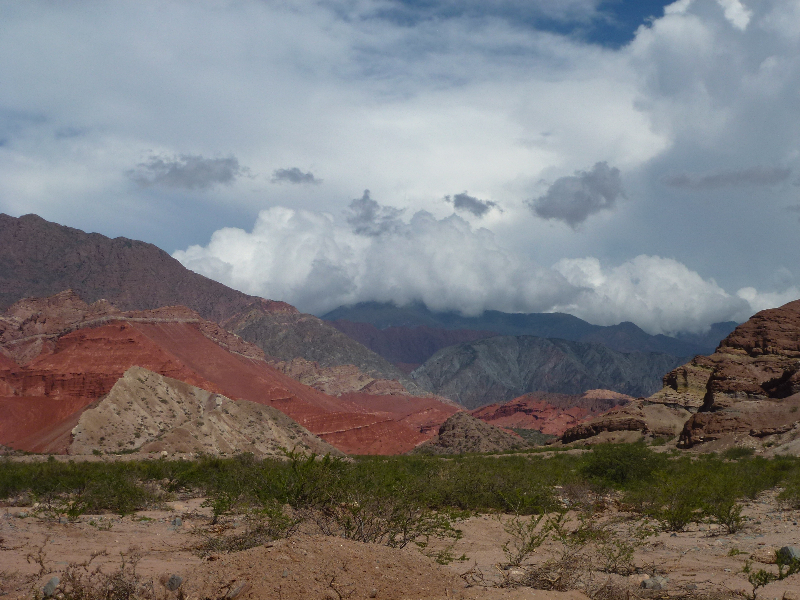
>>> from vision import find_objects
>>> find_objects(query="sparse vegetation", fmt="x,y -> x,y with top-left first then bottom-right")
6,444 -> 800,599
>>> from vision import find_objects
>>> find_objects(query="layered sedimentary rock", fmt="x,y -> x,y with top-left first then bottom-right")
0,292 -> 459,455
411,411 -> 525,455
69,367 -> 342,457
560,402 -> 691,444
675,300 -> 800,447
472,390 -> 632,437
0,214 -> 422,396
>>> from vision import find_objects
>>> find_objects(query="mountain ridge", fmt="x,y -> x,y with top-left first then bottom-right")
322,301 -> 737,357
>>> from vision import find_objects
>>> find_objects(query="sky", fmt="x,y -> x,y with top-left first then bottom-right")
1,0 -> 799,336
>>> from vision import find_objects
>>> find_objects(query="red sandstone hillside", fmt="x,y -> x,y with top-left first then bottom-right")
471,390 -> 632,437
0,291 -> 459,455
560,299 -> 800,449
0,213 -> 419,390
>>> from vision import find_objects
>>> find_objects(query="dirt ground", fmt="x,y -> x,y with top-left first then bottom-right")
3,492 -> 800,600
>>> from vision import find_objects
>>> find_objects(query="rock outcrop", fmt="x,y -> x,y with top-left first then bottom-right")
471,390 -> 632,437
69,367 -> 342,457
673,300 -> 800,448
560,401 -> 691,444
411,412 -> 525,455
559,299 -> 800,448
411,335 -> 687,409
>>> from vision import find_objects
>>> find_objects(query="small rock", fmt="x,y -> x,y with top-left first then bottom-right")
42,577 -> 59,598
641,576 -> 669,591
369,589 -> 378,598
282,570 -> 289,578
752,547 -> 779,564
58,516 -> 69,524
778,546 -> 800,563
225,581 -> 251,599
171,517 -> 182,528
166,574 -> 183,591
686,584 -> 698,590
670,533 -> 678,537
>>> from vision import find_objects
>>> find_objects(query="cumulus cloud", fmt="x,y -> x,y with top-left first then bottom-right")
716,0 -> 752,30
551,255 -> 750,335
128,155 -> 246,190
528,162 -> 624,228
173,202 -> 795,334
345,190 -> 405,236
736,286 -> 800,315
661,166 -> 792,190
174,200 -> 576,316
271,167 -> 321,185
444,192 -> 500,217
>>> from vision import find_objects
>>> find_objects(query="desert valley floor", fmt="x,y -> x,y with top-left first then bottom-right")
5,478 -> 800,600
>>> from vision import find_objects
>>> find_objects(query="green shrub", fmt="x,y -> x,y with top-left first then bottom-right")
579,442 -> 667,488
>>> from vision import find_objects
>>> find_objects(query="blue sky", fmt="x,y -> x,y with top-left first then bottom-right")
1,0 -> 798,334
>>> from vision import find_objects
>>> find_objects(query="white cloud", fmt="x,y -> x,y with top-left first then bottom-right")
175,203 -> 798,335
174,201 -> 576,317
551,255 -> 750,335
716,0 -> 752,30
736,286 -> 800,315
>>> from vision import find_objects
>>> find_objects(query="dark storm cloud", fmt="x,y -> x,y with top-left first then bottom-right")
271,167 -> 322,185
444,192 -> 500,217
127,154 -> 246,190
661,166 -> 792,190
345,190 -> 404,236
528,161 -> 624,228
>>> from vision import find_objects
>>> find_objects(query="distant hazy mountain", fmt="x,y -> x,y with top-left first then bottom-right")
410,335 -> 688,409
322,301 -> 737,358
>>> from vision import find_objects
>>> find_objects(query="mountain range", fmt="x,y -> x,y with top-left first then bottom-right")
0,211 -> 770,457
323,301 -> 737,357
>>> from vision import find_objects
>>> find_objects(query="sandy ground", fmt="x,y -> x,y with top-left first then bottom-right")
3,492 -> 800,600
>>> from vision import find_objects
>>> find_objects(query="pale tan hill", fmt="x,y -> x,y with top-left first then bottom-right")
411,411 -> 525,455
69,366 -> 343,457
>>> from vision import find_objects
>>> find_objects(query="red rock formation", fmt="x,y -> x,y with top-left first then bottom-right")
472,390 -> 632,437
0,292 -> 456,455
675,300 -> 800,447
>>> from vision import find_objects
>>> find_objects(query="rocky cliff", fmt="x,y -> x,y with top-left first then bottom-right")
672,300 -> 800,448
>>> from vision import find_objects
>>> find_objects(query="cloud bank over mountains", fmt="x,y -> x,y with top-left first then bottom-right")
175,196 -> 761,335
